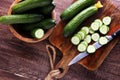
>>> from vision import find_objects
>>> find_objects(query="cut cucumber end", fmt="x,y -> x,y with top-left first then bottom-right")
32,28 -> 44,39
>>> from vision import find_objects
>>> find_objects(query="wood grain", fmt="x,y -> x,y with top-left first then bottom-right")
0,0 -> 120,80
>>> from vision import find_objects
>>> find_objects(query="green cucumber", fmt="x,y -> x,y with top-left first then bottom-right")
31,28 -> 44,39
23,18 -> 56,31
0,14 -> 43,24
12,0 -> 53,13
63,3 -> 101,37
60,0 -> 95,20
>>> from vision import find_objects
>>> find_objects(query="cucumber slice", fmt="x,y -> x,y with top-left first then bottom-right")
31,28 -> 44,39
89,27 -> 95,34
102,16 -> 111,25
99,25 -> 109,35
71,34 -> 81,45
91,21 -> 100,31
81,26 -> 89,34
84,35 -> 91,43
95,19 -> 103,27
91,33 -> 100,42
81,41 -> 88,46
78,30 -> 86,40
99,36 -> 108,45
77,43 -> 87,52
87,45 -> 96,53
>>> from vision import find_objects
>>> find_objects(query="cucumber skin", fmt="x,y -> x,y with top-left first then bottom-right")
12,0 -> 53,13
0,14 -> 44,24
23,19 -> 56,31
63,6 -> 98,37
60,0 -> 95,21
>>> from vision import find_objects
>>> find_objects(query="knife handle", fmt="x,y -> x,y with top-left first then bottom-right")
112,29 -> 120,38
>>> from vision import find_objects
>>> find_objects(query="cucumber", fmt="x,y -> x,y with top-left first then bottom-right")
91,21 -> 100,31
84,35 -> 91,43
81,26 -> 89,34
95,19 -> 103,27
31,28 -> 44,39
71,34 -> 81,45
87,45 -> 96,53
102,16 -> 111,25
0,14 -> 43,24
60,0 -> 95,20
77,42 -> 87,52
63,1 -> 103,37
12,0 -> 53,13
78,30 -> 86,40
23,18 -> 56,31
91,33 -> 100,42
99,25 -> 109,35
89,27 -> 95,34
99,36 -> 108,45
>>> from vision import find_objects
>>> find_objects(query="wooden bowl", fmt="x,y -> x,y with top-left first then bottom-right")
8,0 -> 56,43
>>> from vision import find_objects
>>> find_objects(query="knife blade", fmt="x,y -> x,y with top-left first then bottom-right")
68,29 -> 120,66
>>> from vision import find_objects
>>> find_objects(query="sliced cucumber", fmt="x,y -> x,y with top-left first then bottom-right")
87,45 -> 96,53
71,34 -> 81,45
77,42 -> 87,52
81,41 -> 88,46
102,16 -> 111,25
78,30 -> 86,40
95,19 -> 103,27
99,25 -> 109,35
89,27 -> 95,34
31,28 -> 44,39
81,26 -> 89,34
99,36 -> 108,45
84,35 -> 91,43
91,21 -> 100,31
91,33 -> 100,42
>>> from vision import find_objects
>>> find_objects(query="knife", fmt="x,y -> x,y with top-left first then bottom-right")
68,29 -> 120,66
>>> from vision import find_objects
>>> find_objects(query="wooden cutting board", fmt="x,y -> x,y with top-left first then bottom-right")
49,0 -> 120,78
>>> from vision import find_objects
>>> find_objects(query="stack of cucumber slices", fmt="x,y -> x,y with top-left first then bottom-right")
71,16 -> 112,54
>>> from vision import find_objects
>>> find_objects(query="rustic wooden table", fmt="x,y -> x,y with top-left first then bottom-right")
0,0 -> 120,80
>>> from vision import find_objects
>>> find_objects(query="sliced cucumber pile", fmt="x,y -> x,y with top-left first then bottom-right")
71,16 -> 112,54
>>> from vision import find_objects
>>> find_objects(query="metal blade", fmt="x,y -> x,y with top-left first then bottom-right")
68,35 -> 113,66
68,52 -> 88,66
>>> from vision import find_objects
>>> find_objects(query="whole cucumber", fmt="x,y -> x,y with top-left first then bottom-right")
0,14 -> 44,24
60,0 -> 95,21
12,0 -> 53,13
63,6 -> 98,37
23,18 -> 56,31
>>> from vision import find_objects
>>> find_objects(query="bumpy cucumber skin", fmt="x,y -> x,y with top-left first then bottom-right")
63,6 -> 98,37
12,0 -> 53,13
23,18 -> 56,31
60,0 -> 95,21
0,14 -> 43,24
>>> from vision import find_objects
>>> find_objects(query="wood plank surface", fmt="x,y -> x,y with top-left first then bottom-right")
0,0 -> 120,80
